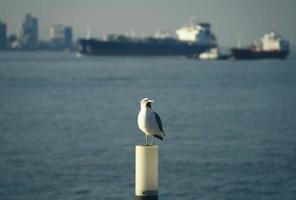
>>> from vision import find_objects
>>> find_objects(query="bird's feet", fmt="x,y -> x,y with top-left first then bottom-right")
150,137 -> 154,145
144,136 -> 154,146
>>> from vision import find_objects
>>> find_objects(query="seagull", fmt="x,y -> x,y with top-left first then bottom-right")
137,97 -> 166,145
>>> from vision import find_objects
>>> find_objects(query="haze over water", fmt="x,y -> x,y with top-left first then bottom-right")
1,0 -> 296,46
0,52 -> 296,199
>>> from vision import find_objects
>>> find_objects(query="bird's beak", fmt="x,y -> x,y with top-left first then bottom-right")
148,99 -> 154,103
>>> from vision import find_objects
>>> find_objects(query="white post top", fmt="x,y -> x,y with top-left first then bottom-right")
135,145 -> 158,196
136,144 -> 159,148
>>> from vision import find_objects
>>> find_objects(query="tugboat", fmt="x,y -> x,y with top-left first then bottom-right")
231,31 -> 289,59
197,48 -> 231,60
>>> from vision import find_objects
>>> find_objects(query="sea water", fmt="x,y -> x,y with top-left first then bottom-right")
0,52 -> 295,200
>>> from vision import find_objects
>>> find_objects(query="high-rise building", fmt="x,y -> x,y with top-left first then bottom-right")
18,14 -> 38,49
0,21 -> 7,49
64,27 -> 73,49
49,24 -> 73,49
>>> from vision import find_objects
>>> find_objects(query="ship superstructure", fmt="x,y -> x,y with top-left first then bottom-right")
260,31 -> 289,52
176,22 -> 216,45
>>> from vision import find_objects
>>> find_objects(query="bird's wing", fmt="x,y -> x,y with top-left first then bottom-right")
153,111 -> 165,133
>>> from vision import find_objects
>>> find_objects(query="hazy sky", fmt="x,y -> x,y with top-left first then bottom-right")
0,0 -> 295,46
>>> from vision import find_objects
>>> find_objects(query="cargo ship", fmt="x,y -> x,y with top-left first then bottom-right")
231,31 -> 289,59
78,23 -> 217,56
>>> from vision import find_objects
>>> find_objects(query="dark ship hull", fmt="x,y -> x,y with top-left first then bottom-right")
231,48 -> 289,59
79,39 -> 214,56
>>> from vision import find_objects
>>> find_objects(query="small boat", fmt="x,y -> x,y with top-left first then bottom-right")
188,48 -> 231,60
199,48 -> 219,60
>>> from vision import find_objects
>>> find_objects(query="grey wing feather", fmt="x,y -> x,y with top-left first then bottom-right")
153,111 -> 165,133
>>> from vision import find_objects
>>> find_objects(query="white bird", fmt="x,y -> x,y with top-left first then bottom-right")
137,97 -> 166,145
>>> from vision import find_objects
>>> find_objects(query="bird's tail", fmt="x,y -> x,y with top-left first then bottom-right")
154,135 -> 164,140
154,131 -> 165,140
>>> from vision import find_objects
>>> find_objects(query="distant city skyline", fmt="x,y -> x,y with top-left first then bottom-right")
0,0 -> 295,46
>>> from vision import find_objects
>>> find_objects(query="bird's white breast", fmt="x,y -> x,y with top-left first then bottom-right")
137,108 -> 161,136
138,108 -> 149,135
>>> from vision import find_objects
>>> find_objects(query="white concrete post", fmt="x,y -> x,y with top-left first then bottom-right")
135,145 -> 158,200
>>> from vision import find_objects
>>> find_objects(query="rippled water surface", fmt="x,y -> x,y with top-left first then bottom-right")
0,52 -> 295,200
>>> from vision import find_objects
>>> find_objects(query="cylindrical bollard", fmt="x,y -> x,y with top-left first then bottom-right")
135,145 -> 158,200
